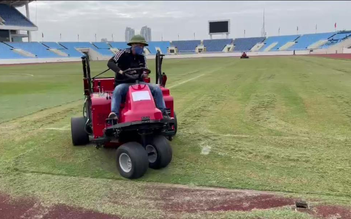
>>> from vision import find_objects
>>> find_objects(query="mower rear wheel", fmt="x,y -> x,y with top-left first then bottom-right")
116,142 -> 148,179
148,135 -> 172,169
71,117 -> 89,146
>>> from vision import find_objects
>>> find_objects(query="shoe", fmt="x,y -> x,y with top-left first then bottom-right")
107,112 -> 118,125
162,111 -> 171,122
108,112 -> 118,119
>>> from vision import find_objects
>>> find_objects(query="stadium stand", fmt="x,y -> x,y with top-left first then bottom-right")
320,32 -> 351,49
0,4 -> 36,28
6,42 -> 60,58
42,42 -> 66,50
0,42 -> 27,59
59,42 -> 98,57
203,39 -> 232,52
109,42 -> 129,50
147,41 -> 170,54
171,40 -> 201,53
93,42 -> 110,49
92,42 -> 114,56
259,35 -> 300,51
233,37 -> 265,52
42,42 -> 83,57
288,32 -> 335,50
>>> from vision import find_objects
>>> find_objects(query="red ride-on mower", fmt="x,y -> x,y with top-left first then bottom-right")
240,52 -> 249,59
70,52 -> 177,179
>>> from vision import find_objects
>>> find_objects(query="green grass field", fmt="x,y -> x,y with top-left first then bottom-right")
1,56 -> 351,218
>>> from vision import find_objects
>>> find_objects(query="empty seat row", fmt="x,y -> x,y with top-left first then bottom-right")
233,37 -> 265,52
0,4 -> 36,27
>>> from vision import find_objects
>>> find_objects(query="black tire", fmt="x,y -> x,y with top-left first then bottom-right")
147,135 -> 172,169
173,112 -> 178,136
71,117 -> 89,146
116,142 -> 149,179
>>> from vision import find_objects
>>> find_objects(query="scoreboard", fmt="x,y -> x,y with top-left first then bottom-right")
209,20 -> 230,34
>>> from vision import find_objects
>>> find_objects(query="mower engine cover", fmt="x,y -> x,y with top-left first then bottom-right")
91,84 -> 163,138
119,84 -> 163,123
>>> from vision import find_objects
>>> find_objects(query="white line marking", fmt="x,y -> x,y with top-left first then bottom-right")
24,74 -> 34,77
169,74 -> 205,89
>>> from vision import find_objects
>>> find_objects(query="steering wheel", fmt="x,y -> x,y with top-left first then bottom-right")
123,67 -> 151,81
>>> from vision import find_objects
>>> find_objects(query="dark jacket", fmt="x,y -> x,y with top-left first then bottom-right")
107,48 -> 146,84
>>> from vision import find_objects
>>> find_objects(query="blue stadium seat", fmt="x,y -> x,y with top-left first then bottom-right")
93,42 -> 111,49
0,42 -> 27,59
42,42 -> 66,50
6,42 -> 60,58
109,42 -> 129,50
233,37 -> 265,52
92,42 -> 114,56
59,42 -> 97,57
147,41 -> 170,54
171,40 -> 201,53
203,39 -> 232,52
288,32 -> 335,50
320,32 -> 351,49
260,35 -> 300,51
43,42 -> 83,57
0,4 -> 36,27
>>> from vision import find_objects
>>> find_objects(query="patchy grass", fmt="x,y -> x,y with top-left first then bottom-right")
1,56 -> 351,217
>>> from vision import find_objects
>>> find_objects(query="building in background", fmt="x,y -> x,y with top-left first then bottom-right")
140,26 -> 151,42
125,27 -> 135,42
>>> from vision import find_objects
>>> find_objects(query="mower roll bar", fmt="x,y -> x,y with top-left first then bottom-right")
82,56 -> 92,96
155,51 -> 165,85
81,51 -> 167,95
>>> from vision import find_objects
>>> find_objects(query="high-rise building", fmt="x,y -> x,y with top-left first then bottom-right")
140,26 -> 151,42
125,27 -> 135,42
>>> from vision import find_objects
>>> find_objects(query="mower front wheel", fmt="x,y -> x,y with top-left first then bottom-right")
147,135 -> 172,169
116,142 -> 149,179
71,117 -> 89,146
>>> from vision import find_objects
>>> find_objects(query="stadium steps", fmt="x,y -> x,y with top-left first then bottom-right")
222,44 -> 234,52
48,49 -> 69,57
233,37 -> 265,52
308,40 -> 328,50
327,37 -> 351,53
5,42 -> 61,58
251,42 -> 264,52
2,42 -> 35,57
12,48 -> 36,57
288,32 -> 335,51
264,42 -> 278,52
0,42 -> 28,59
279,42 -> 296,51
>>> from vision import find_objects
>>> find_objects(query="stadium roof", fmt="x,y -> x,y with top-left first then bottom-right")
1,0 -> 34,7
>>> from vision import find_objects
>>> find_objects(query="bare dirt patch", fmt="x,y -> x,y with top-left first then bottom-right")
146,186 -> 295,213
0,193 -> 120,219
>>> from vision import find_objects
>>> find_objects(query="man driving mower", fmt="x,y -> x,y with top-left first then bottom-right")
107,35 -> 169,122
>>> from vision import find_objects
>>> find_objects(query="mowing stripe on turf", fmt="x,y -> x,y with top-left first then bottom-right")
168,61 -> 238,89
169,74 -> 205,89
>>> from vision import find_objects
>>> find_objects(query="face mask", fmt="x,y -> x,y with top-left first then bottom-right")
133,46 -> 144,55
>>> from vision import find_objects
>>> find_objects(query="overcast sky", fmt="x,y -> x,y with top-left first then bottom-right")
17,1 -> 351,42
